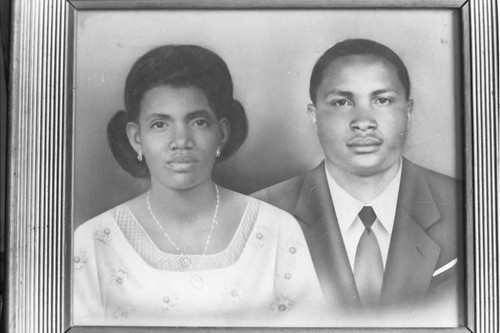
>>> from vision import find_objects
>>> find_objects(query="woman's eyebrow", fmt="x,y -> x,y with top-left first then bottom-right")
144,109 -> 214,121
145,113 -> 172,121
186,109 -> 215,120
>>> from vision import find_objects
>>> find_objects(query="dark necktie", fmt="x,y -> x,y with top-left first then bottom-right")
354,206 -> 384,306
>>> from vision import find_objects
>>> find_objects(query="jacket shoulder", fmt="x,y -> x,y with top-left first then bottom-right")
410,162 -> 463,205
252,173 -> 308,214
409,161 -> 464,268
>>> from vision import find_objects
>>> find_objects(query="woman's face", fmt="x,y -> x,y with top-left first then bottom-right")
127,85 -> 228,191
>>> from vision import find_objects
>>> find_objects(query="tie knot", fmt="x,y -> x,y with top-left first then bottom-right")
359,206 -> 377,229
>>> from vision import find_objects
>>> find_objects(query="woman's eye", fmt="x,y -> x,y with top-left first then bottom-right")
374,97 -> 391,105
330,99 -> 352,107
192,119 -> 209,128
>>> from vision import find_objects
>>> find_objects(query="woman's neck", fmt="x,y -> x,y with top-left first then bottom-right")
148,180 -> 218,227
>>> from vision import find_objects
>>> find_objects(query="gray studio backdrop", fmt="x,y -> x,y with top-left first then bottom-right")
73,9 -> 462,228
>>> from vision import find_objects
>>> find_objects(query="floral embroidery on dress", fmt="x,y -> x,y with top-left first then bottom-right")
73,200 -> 327,326
275,269 -> 293,282
111,268 -> 129,286
159,290 -> 178,311
271,296 -> 294,312
249,224 -> 269,250
73,252 -> 88,272
112,305 -> 135,320
281,239 -> 304,257
94,226 -> 113,243
190,274 -> 204,290
225,283 -> 246,302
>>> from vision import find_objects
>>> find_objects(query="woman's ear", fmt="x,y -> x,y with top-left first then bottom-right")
126,121 -> 143,156
218,118 -> 230,149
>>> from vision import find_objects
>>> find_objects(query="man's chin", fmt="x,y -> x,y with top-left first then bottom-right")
326,154 -> 401,178
349,156 -> 383,175
352,167 -> 385,178
349,158 -> 401,178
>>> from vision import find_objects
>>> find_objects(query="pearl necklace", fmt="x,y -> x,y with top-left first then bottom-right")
146,184 -> 220,262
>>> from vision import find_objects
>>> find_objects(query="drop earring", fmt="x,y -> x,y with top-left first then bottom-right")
215,147 -> 221,158
137,153 -> 143,162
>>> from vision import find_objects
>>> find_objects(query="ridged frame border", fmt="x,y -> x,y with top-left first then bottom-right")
6,0 -> 499,332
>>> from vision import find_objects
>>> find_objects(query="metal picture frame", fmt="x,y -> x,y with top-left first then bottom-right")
6,0 -> 499,332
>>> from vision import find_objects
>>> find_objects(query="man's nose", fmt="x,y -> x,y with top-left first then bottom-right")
350,104 -> 377,132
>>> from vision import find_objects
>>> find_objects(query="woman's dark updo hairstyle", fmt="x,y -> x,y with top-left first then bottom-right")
107,45 -> 248,178
309,38 -> 411,104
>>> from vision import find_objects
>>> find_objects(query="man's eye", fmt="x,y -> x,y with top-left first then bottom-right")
374,97 -> 391,105
331,99 -> 352,107
192,119 -> 208,128
151,121 -> 167,129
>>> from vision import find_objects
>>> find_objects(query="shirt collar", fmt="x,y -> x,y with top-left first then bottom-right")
325,161 -> 402,234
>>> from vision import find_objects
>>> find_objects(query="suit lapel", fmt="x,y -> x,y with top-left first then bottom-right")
381,159 -> 441,306
293,163 -> 360,310
291,160 -> 442,309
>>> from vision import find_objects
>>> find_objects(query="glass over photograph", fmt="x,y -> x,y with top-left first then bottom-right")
72,9 -> 464,328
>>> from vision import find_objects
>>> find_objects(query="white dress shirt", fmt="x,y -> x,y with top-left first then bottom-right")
325,163 -> 402,271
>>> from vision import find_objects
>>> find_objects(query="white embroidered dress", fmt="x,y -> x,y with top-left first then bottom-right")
73,198 -> 327,327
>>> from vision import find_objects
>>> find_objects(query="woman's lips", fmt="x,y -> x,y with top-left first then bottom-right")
165,156 -> 197,171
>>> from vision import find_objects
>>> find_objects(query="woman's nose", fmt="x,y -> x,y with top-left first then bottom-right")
350,104 -> 377,132
169,125 -> 193,150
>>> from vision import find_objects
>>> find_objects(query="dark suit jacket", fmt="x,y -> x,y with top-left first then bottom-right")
254,159 -> 464,321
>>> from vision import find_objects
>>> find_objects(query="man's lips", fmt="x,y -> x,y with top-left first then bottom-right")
346,137 -> 383,153
346,136 -> 383,147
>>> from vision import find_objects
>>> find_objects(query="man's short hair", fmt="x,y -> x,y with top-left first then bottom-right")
309,39 -> 411,104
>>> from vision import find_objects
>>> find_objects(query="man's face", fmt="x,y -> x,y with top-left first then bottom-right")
309,54 -> 413,178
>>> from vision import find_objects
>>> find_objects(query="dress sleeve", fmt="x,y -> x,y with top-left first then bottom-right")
271,207 -> 330,326
73,221 -> 105,324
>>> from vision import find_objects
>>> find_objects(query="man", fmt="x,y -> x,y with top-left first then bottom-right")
254,39 -> 463,325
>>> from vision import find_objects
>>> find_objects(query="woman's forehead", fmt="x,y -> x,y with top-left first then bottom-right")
139,85 -> 214,117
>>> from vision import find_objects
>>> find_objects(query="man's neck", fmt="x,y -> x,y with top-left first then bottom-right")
325,159 -> 402,204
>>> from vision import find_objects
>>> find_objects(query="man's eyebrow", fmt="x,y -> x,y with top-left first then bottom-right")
325,89 -> 354,98
372,88 -> 400,96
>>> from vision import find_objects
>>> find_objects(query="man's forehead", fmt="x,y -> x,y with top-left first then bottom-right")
319,56 -> 403,91
324,54 -> 397,75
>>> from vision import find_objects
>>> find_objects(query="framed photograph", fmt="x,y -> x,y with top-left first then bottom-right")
6,0 -> 498,332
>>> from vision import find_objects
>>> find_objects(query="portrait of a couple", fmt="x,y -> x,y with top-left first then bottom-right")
72,10 -> 464,329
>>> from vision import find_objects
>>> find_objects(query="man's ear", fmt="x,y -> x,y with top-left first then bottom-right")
218,117 -> 230,149
307,103 -> 318,132
406,99 -> 414,131
126,121 -> 143,156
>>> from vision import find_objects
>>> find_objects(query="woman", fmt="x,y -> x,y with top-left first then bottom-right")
73,45 -> 326,327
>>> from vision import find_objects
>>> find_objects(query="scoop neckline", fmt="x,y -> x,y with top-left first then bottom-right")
112,198 -> 261,271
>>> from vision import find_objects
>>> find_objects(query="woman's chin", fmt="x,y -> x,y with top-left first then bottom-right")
152,174 -> 212,192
